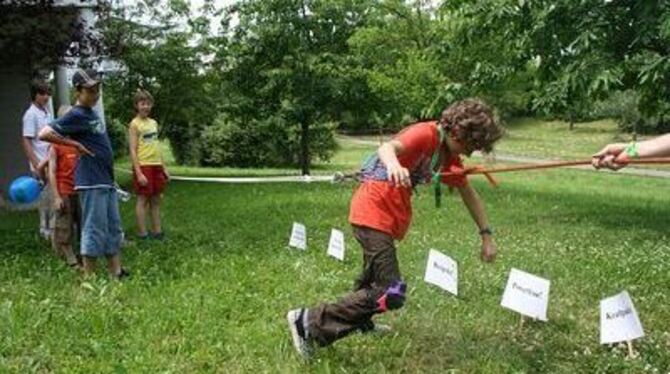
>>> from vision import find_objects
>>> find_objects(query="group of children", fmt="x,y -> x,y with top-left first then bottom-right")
28,69 -> 168,278
23,66 -> 670,359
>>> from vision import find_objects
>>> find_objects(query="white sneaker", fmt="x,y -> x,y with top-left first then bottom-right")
286,308 -> 313,359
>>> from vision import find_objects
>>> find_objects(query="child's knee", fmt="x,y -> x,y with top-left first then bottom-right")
376,280 -> 407,312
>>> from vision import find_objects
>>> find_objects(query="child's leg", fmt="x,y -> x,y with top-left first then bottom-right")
38,188 -> 53,238
53,197 -> 79,266
107,254 -> 122,276
135,195 -> 149,236
82,256 -> 97,276
79,189 -> 110,277
149,195 -> 161,234
301,227 -> 404,347
106,188 -> 125,278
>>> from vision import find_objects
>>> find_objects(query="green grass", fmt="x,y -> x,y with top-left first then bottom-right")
2,122 -> 670,372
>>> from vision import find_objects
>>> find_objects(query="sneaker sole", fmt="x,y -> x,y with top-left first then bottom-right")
286,309 -> 309,359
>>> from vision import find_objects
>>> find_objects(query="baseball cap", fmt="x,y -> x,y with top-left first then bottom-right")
72,69 -> 100,88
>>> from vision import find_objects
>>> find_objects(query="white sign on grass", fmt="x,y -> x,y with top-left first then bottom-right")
600,290 -> 644,344
327,229 -> 345,261
423,249 -> 458,296
288,222 -> 307,250
501,268 -> 550,321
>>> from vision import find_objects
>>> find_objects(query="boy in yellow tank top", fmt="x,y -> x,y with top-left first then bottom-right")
128,89 -> 169,240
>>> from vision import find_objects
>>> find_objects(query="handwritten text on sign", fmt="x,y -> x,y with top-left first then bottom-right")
288,222 -> 307,250
423,249 -> 458,296
327,229 -> 345,260
500,268 -> 550,321
600,290 -> 644,344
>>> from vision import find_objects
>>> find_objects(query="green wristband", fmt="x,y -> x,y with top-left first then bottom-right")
624,142 -> 639,159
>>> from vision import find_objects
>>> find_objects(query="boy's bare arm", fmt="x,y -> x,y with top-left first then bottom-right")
378,140 -> 411,187
458,184 -> 497,263
21,137 -> 41,171
128,124 -> 142,173
38,126 -> 94,156
639,133 -> 670,157
47,148 -> 63,210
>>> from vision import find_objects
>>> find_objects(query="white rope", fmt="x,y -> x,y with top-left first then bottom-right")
170,174 -> 339,184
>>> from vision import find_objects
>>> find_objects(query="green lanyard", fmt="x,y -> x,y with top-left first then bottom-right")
430,125 -> 446,208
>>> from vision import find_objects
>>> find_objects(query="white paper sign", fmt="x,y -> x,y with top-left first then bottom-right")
423,249 -> 458,296
327,229 -> 345,261
501,268 -> 550,321
288,222 -> 307,250
600,291 -> 645,344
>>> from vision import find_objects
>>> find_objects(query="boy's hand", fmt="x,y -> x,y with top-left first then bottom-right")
387,163 -> 411,187
75,142 -> 95,157
592,143 -> 627,170
163,168 -> 170,182
137,173 -> 148,186
53,196 -> 64,212
480,236 -> 497,263
35,161 -> 48,182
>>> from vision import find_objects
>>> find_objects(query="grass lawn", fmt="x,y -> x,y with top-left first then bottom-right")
2,122 -> 670,372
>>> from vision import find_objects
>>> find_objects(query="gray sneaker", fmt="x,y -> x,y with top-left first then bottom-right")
286,308 -> 313,359
359,319 -> 392,335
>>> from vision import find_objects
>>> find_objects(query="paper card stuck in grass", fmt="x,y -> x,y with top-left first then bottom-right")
600,290 -> 644,344
423,249 -> 458,296
289,222 -> 307,250
327,229 -> 345,261
501,268 -> 550,321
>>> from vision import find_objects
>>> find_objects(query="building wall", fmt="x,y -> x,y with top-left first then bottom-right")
0,66 -> 31,198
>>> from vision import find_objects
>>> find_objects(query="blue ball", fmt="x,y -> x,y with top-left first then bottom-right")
8,176 -> 41,204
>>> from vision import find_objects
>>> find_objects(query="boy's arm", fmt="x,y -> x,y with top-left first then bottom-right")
22,112 -> 41,171
21,138 -> 41,172
638,133 -> 670,158
38,126 -> 94,156
378,140 -> 411,187
36,156 -> 49,182
128,123 -> 148,185
592,133 -> 670,169
457,184 -> 497,263
47,148 -> 63,211
128,123 -> 142,173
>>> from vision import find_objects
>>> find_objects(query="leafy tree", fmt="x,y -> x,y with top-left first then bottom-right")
214,0 -> 375,174
100,0 -> 218,164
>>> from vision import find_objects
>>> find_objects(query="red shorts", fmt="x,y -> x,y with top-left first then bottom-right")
133,165 -> 167,196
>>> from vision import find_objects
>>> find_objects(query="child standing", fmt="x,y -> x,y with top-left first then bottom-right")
47,105 -> 80,268
22,80 -> 54,239
39,69 -> 128,279
287,98 -> 504,358
128,89 -> 169,240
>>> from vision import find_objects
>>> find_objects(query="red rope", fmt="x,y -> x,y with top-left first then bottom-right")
440,157 -> 670,187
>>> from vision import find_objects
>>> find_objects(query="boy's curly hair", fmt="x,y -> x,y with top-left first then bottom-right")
439,98 -> 504,154
133,88 -> 154,108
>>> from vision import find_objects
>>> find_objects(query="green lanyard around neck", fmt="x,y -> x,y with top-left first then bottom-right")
430,125 -> 446,208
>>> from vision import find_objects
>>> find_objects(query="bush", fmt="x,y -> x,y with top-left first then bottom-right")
199,115 -> 338,168
594,90 -> 670,134
106,117 -> 128,160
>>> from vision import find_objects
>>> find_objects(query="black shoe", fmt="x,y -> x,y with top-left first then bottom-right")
116,268 -> 131,280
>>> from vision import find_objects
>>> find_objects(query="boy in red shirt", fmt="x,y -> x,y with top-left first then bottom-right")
287,98 -> 504,358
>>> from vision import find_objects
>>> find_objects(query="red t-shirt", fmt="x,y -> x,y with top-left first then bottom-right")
349,121 -> 468,240
53,144 -> 79,196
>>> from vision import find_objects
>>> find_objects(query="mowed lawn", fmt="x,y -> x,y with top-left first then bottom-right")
2,122 -> 670,372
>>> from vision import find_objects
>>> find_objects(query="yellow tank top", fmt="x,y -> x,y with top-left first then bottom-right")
130,117 -> 162,165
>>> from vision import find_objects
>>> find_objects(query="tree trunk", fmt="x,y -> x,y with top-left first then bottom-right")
300,121 -> 310,175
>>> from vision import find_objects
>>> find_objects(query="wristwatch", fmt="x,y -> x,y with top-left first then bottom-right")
479,227 -> 493,236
